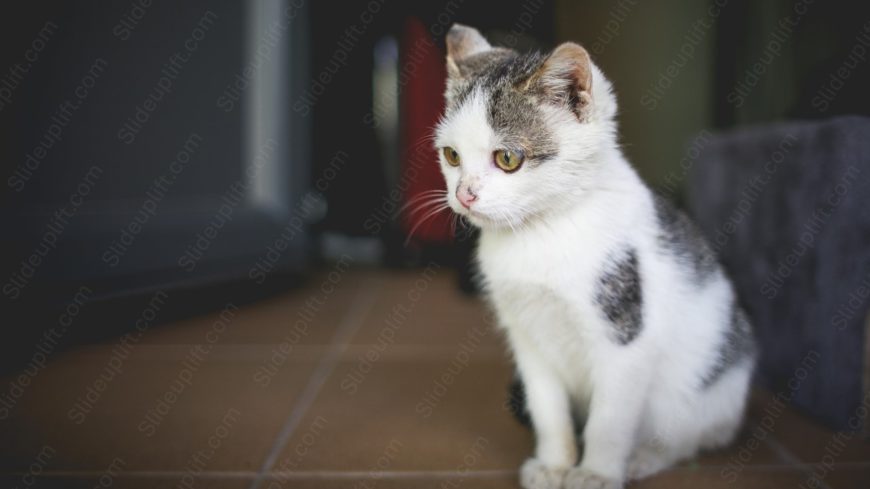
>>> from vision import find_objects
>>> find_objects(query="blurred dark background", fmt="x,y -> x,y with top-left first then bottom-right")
2,0 -> 870,434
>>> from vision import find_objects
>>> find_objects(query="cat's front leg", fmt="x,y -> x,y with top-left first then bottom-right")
565,358 -> 650,489
513,343 -> 576,489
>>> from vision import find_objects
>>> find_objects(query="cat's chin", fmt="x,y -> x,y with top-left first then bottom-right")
461,210 -> 524,232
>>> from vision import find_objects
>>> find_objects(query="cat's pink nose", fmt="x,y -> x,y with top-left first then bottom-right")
456,185 -> 478,209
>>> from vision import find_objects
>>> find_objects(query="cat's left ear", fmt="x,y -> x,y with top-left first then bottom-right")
524,42 -> 594,121
445,24 -> 492,78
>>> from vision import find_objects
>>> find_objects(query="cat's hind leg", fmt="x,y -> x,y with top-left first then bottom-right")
696,364 -> 753,451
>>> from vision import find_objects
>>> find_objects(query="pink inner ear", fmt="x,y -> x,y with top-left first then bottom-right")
529,43 -> 593,120
547,43 -> 592,94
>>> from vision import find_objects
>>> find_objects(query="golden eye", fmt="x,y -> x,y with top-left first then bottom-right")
442,146 -> 461,167
494,149 -> 525,172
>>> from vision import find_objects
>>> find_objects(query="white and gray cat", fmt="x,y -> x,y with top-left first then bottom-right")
434,25 -> 757,489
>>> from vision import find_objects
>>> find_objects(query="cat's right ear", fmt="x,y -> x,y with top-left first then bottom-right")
526,42 -> 594,121
446,24 -> 491,78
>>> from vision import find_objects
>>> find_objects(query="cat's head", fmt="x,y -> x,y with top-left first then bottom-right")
435,24 -> 617,231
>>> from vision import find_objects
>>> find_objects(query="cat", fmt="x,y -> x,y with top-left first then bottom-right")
434,24 -> 757,489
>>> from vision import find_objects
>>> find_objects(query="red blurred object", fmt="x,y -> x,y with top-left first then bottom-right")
400,17 -> 453,245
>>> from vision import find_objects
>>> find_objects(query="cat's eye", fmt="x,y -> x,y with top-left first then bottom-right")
442,146 -> 461,167
494,149 -> 525,172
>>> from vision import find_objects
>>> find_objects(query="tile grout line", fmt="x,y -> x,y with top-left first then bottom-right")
762,435 -> 804,466
240,469 -> 520,480
762,435 -> 835,489
247,279 -> 381,489
4,469 -> 518,480
10,462 -> 870,480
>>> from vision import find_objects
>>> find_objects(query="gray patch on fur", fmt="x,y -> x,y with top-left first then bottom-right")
700,304 -> 757,389
447,50 -> 559,164
596,248 -> 643,345
487,83 -> 559,163
654,195 -> 718,281
447,48 -> 518,110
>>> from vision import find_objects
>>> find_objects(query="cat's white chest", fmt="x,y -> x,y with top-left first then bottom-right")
477,226 -> 604,396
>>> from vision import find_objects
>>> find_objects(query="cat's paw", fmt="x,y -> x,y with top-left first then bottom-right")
563,467 -> 622,489
519,458 -> 568,489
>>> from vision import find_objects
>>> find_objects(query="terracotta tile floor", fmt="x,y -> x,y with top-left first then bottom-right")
1,267 -> 868,488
